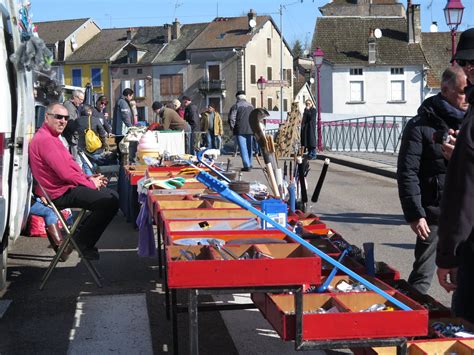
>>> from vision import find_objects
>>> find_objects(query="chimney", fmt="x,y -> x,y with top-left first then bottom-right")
127,29 -> 132,41
368,29 -> 376,64
164,24 -> 172,43
407,3 -> 421,44
247,9 -> 257,33
430,21 -> 438,33
172,18 -> 181,40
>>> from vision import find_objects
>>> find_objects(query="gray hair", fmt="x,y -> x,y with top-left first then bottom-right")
237,94 -> 246,100
46,102 -> 64,114
441,65 -> 465,92
72,89 -> 84,98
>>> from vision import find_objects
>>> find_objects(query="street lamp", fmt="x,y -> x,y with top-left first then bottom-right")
312,47 -> 324,152
257,76 -> 267,108
444,0 -> 464,60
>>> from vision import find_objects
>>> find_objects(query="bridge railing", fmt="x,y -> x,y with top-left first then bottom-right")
322,116 -> 411,153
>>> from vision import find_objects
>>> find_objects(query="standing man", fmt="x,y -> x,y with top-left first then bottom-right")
63,89 -> 84,161
436,28 -> 474,323
397,65 -> 468,294
228,90 -> 254,171
301,100 -> 317,160
112,88 -> 134,145
182,96 -> 200,153
29,103 -> 119,260
201,104 -> 223,150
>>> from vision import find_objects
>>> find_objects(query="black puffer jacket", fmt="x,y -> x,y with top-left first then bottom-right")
397,93 -> 465,224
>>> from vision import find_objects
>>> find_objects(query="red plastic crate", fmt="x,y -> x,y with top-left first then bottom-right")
166,243 -> 321,288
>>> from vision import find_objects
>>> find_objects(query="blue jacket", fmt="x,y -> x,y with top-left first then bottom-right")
112,97 -> 133,135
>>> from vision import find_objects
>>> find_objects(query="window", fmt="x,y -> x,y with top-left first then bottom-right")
208,97 -> 221,113
283,99 -> 288,112
121,80 -> 131,92
135,79 -> 145,97
251,97 -> 257,107
391,67 -> 404,75
91,68 -> 102,87
350,68 -> 363,76
390,80 -> 405,101
267,38 -> 271,57
286,69 -> 292,85
160,74 -> 183,96
250,65 -> 256,84
267,97 -> 273,111
123,69 -> 129,75
208,64 -> 220,80
137,68 -> 143,74
267,67 -> 273,81
72,68 -> 82,87
349,81 -> 364,102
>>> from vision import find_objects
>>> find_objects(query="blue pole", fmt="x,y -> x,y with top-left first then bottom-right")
196,171 -> 411,311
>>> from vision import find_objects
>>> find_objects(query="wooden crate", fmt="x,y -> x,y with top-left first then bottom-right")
166,243 -> 321,288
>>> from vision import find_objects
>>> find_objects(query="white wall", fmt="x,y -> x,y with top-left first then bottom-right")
321,65 -> 424,117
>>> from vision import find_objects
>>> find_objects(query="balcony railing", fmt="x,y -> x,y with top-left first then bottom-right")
199,79 -> 226,91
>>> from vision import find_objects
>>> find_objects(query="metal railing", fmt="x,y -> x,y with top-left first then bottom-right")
322,116 -> 410,153
199,79 -> 226,91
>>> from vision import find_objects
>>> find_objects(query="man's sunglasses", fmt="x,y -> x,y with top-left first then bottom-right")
456,59 -> 474,67
47,113 -> 69,120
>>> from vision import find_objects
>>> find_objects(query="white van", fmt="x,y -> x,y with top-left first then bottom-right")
0,0 -> 37,289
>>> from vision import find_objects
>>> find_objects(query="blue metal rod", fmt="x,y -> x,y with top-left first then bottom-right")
196,171 -> 411,311
316,248 -> 349,293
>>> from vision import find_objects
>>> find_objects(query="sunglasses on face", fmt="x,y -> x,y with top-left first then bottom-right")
456,59 -> 474,67
47,113 -> 69,121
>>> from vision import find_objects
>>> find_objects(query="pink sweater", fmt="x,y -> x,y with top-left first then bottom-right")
29,123 -> 96,199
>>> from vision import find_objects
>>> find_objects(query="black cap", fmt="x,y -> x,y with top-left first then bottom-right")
236,90 -> 245,97
181,95 -> 191,102
152,101 -> 163,111
454,28 -> 474,61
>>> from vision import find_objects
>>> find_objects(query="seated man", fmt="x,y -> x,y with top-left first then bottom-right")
29,103 -> 119,260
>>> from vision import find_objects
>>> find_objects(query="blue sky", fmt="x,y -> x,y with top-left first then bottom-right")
32,0 -> 474,48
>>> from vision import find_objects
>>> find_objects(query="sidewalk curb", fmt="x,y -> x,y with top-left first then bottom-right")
318,154 -> 397,180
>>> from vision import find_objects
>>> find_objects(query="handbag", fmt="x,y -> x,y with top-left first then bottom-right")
85,114 -> 102,153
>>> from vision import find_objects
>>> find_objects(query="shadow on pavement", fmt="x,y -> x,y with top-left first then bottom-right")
318,212 -> 405,226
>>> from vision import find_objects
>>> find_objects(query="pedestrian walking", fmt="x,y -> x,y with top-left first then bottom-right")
228,90 -> 254,171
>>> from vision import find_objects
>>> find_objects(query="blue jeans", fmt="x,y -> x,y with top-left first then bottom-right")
236,134 -> 253,168
205,132 -> 220,150
30,199 -> 58,226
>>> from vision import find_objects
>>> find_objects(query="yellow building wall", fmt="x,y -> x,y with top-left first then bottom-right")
64,63 -> 111,100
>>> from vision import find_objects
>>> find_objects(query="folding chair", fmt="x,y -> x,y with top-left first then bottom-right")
78,150 -> 120,182
37,182 -> 103,290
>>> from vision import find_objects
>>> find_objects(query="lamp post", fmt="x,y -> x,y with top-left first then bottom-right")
257,76 -> 267,108
444,0 -> 464,61
312,47 -> 324,152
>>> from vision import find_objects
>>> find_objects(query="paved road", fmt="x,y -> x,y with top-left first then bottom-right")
0,156 -> 451,354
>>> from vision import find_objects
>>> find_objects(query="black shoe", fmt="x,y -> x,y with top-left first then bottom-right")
77,244 -> 100,260
241,167 -> 252,172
